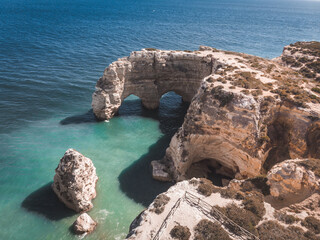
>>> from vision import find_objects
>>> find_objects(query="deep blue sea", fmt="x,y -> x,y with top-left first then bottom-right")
0,0 -> 320,239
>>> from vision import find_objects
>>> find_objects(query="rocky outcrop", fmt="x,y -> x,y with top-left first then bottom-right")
127,174 -> 320,240
277,41 -> 320,80
92,49 -> 215,120
73,213 -> 97,234
52,149 -> 98,212
151,160 -> 171,182
267,159 -> 319,199
163,46 -> 320,180
93,43 -> 320,181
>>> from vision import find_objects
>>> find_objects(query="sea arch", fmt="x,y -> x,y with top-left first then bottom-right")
92,49 -> 217,120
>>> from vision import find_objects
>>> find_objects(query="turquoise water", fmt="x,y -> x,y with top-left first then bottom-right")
1,0 -> 320,239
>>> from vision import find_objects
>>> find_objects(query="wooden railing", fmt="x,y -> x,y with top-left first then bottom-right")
152,191 -> 260,240
184,191 -> 259,240
152,197 -> 182,240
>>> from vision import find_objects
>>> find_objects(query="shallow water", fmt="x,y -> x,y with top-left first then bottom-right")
0,0 -> 320,239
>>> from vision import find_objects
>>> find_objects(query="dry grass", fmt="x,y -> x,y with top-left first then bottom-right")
194,219 -> 231,240
150,194 -> 170,214
170,224 -> 191,240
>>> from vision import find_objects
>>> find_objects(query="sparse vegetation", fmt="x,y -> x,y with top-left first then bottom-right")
299,159 -> 320,177
151,194 -> 170,214
170,224 -> 191,240
215,203 -> 259,234
275,212 -> 300,224
145,48 -> 158,51
257,221 -> 308,240
301,216 -> 320,234
300,67 -> 316,78
312,87 -> 320,94
291,42 -> 320,57
243,191 -> 266,219
194,219 -> 231,240
211,86 -> 234,107
197,178 -> 215,197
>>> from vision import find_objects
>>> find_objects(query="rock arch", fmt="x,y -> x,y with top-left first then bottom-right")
92,49 -> 216,120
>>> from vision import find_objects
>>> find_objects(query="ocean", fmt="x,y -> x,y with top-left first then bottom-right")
0,0 -> 319,239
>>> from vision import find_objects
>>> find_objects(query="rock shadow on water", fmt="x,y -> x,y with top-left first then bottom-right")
60,109 -> 97,125
21,182 -> 75,221
118,92 -> 189,207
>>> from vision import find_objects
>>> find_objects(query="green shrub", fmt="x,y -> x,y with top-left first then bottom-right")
151,194 -> 170,214
170,224 -> 191,240
257,221 -> 306,240
306,60 -> 320,74
243,192 -> 266,219
145,48 -> 157,51
194,219 -> 231,240
312,87 -> 320,94
300,67 -> 316,78
197,178 -> 215,197
275,212 -> 299,224
301,216 -> 320,234
304,230 -> 320,240
215,204 -> 259,234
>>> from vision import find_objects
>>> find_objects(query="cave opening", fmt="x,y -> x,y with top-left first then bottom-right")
186,159 -> 233,187
263,115 -> 292,171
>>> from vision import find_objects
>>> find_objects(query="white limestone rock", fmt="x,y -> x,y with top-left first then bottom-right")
73,213 -> 97,234
267,159 -> 319,199
52,149 -> 98,212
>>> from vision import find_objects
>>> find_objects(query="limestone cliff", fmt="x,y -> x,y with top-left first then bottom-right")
163,46 -> 320,181
276,41 -> 320,80
92,49 -> 214,120
127,168 -> 320,240
93,43 -> 320,181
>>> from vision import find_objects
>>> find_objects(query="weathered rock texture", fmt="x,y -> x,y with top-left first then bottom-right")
73,213 -> 97,234
267,159 -> 319,199
127,174 -> 320,240
92,49 -> 215,120
163,46 -> 320,180
277,41 -> 320,80
93,43 -> 320,181
52,149 -> 98,212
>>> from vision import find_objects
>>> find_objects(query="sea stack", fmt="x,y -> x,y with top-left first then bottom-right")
52,149 -> 98,212
73,213 -> 97,234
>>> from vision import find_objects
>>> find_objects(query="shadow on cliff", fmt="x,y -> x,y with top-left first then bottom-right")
60,109 -> 96,125
21,182 -> 75,221
118,92 -> 189,207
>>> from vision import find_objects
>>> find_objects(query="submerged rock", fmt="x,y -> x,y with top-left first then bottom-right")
52,149 -> 98,212
73,213 -> 97,234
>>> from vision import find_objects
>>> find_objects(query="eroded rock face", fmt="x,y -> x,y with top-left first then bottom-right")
92,49 -> 215,120
267,159 -> 319,199
52,149 -> 98,212
93,44 -> 320,180
277,41 -> 320,80
163,45 -> 320,180
73,213 -> 97,234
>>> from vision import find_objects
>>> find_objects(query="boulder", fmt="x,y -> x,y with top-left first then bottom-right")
267,159 -> 319,199
73,213 -> 97,234
52,149 -> 98,212
151,160 -> 171,182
